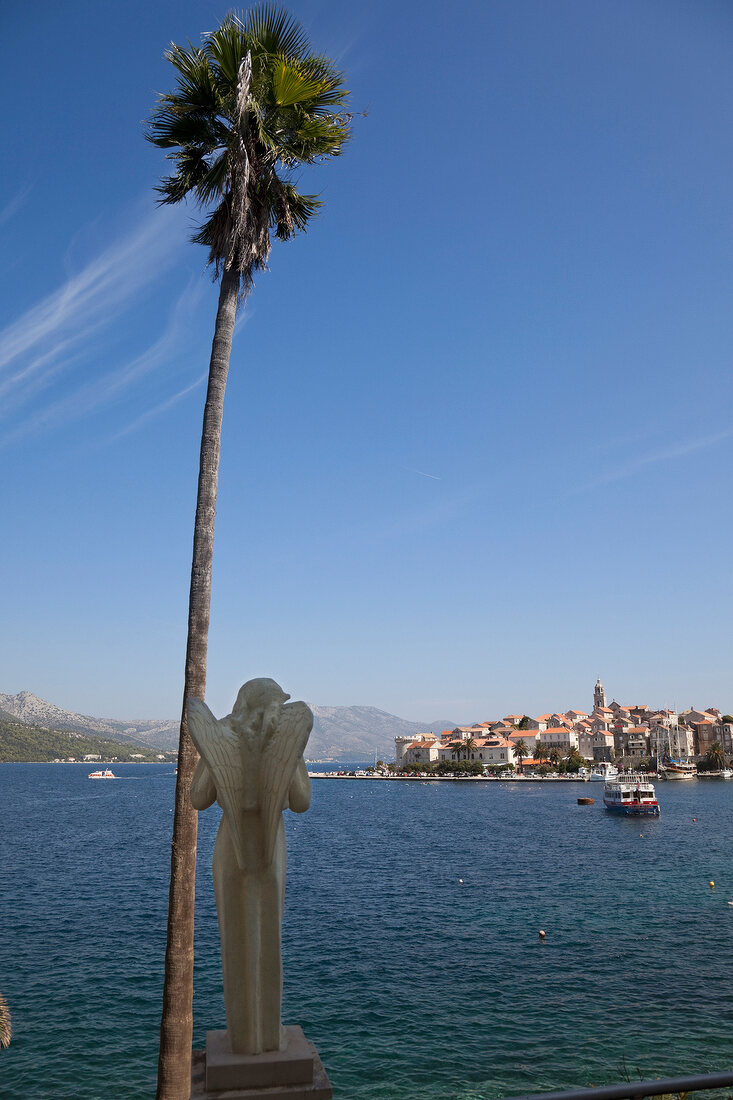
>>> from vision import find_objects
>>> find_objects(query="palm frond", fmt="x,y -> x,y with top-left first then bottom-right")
298,54 -> 349,101
203,14 -> 249,86
194,152 -> 230,205
244,4 -> 311,59
147,106 -> 227,152
268,183 -> 322,239
155,148 -> 212,204
274,115 -> 349,165
165,43 -> 221,110
271,57 -> 328,107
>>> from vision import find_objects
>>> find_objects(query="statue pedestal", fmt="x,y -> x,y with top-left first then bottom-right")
190,1027 -> 333,1099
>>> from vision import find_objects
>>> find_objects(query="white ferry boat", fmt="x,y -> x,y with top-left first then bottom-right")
603,774 -> 660,816
88,768 -> 117,779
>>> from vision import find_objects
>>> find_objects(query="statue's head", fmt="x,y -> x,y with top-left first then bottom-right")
231,678 -> 290,729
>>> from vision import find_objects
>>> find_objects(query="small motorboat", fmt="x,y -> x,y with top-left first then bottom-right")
589,762 -> 618,782
88,768 -> 117,779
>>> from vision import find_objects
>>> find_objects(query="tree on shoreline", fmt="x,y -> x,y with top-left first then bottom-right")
147,11 -> 349,1096
512,738 -> 528,773
706,741 -> 725,771
565,748 -> 585,773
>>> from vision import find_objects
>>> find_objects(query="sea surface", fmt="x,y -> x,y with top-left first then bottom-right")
1,764 -> 732,1099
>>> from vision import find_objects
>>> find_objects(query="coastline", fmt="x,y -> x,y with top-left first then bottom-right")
308,771 -> 611,782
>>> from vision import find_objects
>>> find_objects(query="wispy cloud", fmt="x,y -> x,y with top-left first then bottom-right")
0,203 -> 216,448
0,280 -> 204,446
0,186 -> 32,227
0,205 -> 183,395
572,427 -> 733,494
110,372 -> 207,441
378,483 -> 480,541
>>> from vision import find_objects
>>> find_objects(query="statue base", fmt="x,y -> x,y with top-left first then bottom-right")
191,1027 -> 333,1099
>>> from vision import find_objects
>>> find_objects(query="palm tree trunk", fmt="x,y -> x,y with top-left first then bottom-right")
157,265 -> 240,1100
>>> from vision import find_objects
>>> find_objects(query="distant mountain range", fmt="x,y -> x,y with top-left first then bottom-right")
306,704 -> 455,761
0,691 -> 456,762
0,710 -> 170,764
0,691 -> 179,748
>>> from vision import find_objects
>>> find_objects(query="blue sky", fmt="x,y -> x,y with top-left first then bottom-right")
2,0 -> 732,724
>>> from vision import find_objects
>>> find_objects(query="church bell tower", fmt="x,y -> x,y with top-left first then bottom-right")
594,678 -> 606,712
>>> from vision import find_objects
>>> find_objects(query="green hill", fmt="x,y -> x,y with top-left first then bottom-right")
0,717 -> 176,763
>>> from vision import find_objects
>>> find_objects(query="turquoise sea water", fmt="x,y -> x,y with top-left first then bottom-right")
1,764 -> 732,1099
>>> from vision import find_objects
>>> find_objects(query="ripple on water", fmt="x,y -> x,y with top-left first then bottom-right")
2,766 -> 733,1098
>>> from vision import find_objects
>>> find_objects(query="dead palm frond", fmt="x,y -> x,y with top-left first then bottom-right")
0,991 -> 11,1049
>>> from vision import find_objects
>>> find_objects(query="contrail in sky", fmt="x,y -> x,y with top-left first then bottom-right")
403,466 -> 441,480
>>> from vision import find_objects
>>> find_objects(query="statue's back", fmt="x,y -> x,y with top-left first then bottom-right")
187,692 -> 313,872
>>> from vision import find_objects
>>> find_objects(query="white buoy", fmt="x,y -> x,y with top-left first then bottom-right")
538,929 -> 546,939
458,878 -> 463,884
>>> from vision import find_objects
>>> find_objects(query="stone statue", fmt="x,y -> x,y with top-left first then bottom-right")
187,678 -> 312,1057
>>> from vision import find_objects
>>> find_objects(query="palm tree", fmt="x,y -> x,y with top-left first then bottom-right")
463,736 -> 477,760
548,747 -> 561,770
707,741 -> 725,772
0,992 -> 10,1049
450,740 -> 465,762
534,741 -> 548,765
513,738 -> 528,773
565,748 -> 585,773
147,11 -> 349,1097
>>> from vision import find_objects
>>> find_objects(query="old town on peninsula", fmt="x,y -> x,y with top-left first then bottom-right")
393,679 -> 733,774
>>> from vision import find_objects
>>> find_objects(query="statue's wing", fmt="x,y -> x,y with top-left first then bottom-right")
260,701 -> 313,866
186,697 -> 247,869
